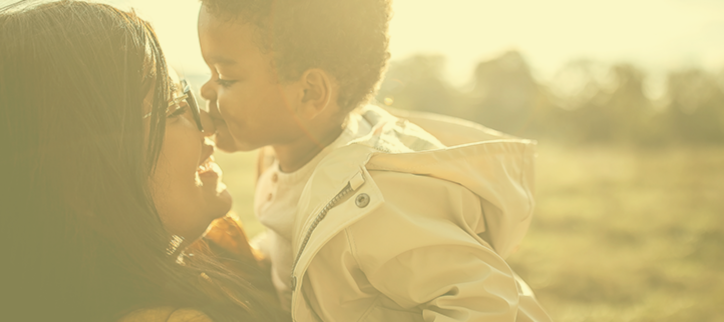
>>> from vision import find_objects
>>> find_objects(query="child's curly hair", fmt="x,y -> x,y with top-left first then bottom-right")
201,0 -> 391,111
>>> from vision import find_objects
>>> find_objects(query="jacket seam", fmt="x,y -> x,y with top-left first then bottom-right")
356,294 -> 382,322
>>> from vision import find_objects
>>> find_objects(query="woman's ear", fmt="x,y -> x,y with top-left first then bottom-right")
297,69 -> 333,120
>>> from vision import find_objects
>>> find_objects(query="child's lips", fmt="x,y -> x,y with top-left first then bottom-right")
212,126 -> 239,153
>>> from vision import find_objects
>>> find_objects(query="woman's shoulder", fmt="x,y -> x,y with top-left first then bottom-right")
118,307 -> 213,322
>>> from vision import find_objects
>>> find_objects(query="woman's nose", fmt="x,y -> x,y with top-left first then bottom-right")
200,109 -> 216,137
200,79 -> 216,101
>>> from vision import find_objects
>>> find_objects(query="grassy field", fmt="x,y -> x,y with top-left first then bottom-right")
214,144 -> 724,322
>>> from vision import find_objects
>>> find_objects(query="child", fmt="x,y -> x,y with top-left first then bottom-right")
197,0 -> 551,321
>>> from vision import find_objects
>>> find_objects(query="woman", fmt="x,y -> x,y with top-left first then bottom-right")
0,1 -> 287,321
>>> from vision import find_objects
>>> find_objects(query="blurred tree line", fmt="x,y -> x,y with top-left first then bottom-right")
375,51 -> 724,146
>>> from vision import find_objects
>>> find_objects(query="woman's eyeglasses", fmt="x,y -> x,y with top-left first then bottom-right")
143,79 -> 203,132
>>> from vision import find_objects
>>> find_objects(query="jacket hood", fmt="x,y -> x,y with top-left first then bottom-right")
288,106 -> 542,321
345,106 -> 536,258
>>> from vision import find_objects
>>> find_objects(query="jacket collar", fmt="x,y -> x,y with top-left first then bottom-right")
291,105 -> 536,273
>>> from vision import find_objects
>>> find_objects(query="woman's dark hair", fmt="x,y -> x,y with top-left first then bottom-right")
0,1 -> 285,321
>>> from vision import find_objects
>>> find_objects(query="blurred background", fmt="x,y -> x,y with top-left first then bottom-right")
12,0 -> 723,320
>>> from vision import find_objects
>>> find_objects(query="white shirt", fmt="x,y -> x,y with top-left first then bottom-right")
253,113 -> 371,310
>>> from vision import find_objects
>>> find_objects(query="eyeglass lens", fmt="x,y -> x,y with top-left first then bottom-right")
181,80 -> 203,132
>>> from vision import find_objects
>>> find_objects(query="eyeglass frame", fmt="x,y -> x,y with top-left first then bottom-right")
143,79 -> 203,132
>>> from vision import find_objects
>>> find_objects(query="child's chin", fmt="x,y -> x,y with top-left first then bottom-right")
214,129 -> 242,153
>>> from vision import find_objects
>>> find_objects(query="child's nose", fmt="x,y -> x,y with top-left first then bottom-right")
200,79 -> 216,101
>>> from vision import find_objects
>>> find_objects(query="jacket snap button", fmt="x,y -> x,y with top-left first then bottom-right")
355,193 -> 370,208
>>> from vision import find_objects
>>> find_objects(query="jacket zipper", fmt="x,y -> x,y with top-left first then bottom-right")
290,182 -> 355,291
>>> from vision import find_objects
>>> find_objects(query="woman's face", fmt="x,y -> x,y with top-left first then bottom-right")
148,70 -> 232,241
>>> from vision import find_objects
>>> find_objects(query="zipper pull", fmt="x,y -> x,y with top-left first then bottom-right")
349,172 -> 365,191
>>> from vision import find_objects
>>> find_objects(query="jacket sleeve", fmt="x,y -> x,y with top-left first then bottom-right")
347,171 -> 546,322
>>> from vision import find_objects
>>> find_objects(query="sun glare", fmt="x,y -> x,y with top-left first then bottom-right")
116,0 -> 724,84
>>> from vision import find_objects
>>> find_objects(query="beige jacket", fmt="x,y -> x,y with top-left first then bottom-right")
289,106 -> 551,322
118,307 -> 212,322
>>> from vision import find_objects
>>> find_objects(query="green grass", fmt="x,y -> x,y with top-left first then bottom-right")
508,144 -> 724,322
214,145 -> 724,322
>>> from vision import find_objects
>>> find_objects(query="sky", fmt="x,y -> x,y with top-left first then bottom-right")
5,0 -> 724,85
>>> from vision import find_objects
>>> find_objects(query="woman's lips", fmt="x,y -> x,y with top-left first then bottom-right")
197,156 -> 222,180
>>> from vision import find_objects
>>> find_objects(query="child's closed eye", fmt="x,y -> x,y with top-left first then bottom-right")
216,78 -> 237,88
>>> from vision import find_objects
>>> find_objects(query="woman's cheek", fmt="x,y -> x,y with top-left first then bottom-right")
155,125 -> 204,226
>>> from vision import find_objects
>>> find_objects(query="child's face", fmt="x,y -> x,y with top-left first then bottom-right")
197,6 -> 305,152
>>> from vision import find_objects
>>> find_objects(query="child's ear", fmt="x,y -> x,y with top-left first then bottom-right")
297,69 -> 333,120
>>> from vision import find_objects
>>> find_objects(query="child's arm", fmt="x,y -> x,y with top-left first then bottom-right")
347,171 -> 550,322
